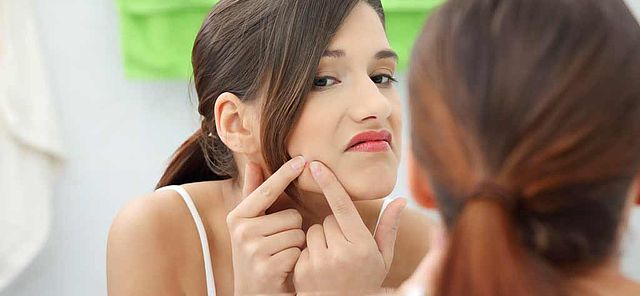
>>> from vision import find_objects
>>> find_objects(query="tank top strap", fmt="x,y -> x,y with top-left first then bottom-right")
373,197 -> 393,236
156,185 -> 216,296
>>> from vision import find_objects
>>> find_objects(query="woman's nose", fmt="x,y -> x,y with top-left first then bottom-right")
349,76 -> 393,122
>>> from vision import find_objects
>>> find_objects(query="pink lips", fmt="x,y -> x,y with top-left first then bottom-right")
346,130 -> 392,152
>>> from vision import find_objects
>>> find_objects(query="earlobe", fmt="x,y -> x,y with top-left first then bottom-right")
408,151 -> 437,209
214,92 -> 257,153
635,175 -> 640,206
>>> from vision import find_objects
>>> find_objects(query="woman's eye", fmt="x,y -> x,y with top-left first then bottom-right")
312,76 -> 340,89
371,74 -> 397,86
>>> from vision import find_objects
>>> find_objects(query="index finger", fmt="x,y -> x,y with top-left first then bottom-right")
232,156 -> 306,218
309,161 -> 369,241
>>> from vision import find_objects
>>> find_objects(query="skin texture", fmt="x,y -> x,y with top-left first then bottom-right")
106,3 -> 433,296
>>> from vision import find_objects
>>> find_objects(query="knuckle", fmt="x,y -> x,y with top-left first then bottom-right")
331,252 -> 349,265
333,199 -> 351,215
291,247 -> 302,257
285,247 -> 302,261
255,262 -> 270,278
292,230 -> 306,246
233,223 -> 252,240
353,245 -> 371,259
225,213 -> 237,226
245,242 -> 261,257
258,184 -> 272,198
288,210 -> 303,226
261,262 -> 284,282
308,224 -> 323,234
323,215 -> 335,227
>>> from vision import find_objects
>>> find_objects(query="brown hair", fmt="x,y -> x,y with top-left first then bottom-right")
156,0 -> 385,189
409,0 -> 640,295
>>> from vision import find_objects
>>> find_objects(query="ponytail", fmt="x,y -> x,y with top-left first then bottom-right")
435,188 -> 562,296
408,0 -> 640,295
155,129 -> 228,189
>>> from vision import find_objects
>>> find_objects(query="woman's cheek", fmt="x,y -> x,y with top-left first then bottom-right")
287,143 -> 327,194
296,168 -> 322,193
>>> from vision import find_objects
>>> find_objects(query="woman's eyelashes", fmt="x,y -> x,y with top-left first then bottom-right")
371,73 -> 397,87
312,76 -> 341,90
311,73 -> 397,91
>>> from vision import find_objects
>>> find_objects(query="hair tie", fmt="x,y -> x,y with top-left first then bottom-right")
467,181 -> 518,210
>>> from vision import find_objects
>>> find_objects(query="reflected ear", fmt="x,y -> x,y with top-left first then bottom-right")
408,151 -> 437,209
635,175 -> 640,206
214,92 -> 259,154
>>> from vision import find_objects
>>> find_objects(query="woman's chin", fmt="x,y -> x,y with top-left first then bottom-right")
295,180 -> 395,201
344,182 -> 396,201
343,170 -> 398,200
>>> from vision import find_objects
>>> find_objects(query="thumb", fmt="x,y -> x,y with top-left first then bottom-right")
374,198 -> 407,271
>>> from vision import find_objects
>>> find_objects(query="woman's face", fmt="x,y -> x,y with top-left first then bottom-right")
287,2 -> 402,200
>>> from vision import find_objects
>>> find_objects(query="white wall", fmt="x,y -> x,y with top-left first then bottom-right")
2,0 -> 640,295
631,0 -> 640,19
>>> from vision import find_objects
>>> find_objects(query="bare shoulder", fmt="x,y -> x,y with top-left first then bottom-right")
107,189 -> 195,295
396,206 -> 437,262
107,182 -> 226,295
384,205 -> 437,287
108,189 -> 194,245
397,206 -> 436,243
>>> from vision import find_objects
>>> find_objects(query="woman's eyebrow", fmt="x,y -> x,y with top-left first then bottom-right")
375,49 -> 398,61
322,49 -> 346,58
321,49 -> 398,60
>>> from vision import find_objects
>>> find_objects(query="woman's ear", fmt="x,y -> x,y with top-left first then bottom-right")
214,92 -> 260,154
635,174 -> 640,206
408,151 -> 437,209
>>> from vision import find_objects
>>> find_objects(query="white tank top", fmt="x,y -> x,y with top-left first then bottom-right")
156,185 -> 393,296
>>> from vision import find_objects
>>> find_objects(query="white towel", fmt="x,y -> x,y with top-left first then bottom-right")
0,0 -> 64,291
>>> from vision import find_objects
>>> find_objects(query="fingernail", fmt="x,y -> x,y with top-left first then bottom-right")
290,156 -> 306,171
309,162 -> 321,178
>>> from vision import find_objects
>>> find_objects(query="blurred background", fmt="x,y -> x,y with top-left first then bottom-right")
0,0 -> 639,295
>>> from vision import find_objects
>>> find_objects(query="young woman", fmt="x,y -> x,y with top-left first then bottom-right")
107,0 -> 433,295
401,0 -> 640,295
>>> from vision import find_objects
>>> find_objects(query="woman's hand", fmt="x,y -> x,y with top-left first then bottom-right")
226,157 -> 307,295
293,161 -> 407,294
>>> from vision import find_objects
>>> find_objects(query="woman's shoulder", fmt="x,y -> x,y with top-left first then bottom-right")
106,188 -> 194,294
107,185 -> 205,262
107,181 -> 229,294
109,187 -> 192,239
108,181 -> 227,246
398,206 -> 436,238
383,204 -> 437,287
397,206 -> 436,259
